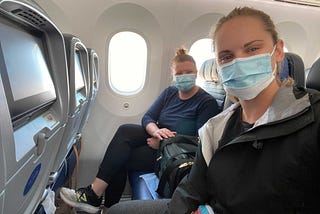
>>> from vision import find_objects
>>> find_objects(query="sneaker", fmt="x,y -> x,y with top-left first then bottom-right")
60,185 -> 102,213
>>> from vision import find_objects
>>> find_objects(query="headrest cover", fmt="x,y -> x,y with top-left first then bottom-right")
198,58 -> 219,82
306,57 -> 320,91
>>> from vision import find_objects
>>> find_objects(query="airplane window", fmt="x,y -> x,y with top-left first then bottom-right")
189,38 -> 215,71
108,31 -> 147,95
189,38 -> 215,86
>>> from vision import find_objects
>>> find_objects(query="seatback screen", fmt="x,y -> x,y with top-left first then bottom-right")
0,18 -> 56,122
74,50 -> 85,92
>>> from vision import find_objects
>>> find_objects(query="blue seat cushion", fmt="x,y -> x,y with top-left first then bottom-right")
128,171 -> 160,200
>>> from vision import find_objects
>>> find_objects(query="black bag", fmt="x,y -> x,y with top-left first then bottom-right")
155,134 -> 199,198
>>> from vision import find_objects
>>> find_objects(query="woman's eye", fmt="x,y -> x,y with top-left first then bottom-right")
219,55 -> 234,64
247,47 -> 259,53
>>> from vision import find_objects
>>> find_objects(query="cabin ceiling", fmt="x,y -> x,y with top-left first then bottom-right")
274,0 -> 320,7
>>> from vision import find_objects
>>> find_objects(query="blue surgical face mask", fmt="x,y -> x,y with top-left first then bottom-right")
218,46 -> 276,100
173,73 -> 196,92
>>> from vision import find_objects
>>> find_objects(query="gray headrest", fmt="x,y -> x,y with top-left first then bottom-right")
281,52 -> 305,88
306,57 -> 320,91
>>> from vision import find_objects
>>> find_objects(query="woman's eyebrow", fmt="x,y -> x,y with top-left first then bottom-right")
218,50 -> 232,56
243,40 -> 263,48
218,40 -> 264,56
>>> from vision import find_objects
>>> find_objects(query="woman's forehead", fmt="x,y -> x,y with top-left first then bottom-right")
173,61 -> 196,72
215,16 -> 272,51
174,61 -> 195,68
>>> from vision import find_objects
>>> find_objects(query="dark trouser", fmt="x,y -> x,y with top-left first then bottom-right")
107,199 -> 170,214
96,124 -> 157,207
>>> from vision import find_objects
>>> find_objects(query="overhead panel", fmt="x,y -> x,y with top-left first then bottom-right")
274,0 -> 320,7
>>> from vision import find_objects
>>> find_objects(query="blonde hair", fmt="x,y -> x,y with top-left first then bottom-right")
170,47 -> 196,68
212,7 -> 278,44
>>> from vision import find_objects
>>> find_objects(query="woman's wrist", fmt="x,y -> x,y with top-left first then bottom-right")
152,129 -> 160,137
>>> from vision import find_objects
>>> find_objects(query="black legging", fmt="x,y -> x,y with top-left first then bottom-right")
96,124 -> 157,207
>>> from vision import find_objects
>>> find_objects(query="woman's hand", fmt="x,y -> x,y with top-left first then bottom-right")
152,128 -> 176,140
146,137 -> 161,150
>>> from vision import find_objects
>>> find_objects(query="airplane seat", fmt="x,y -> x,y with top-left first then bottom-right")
280,52 -> 306,88
127,146 -> 156,200
306,57 -> 320,91
198,58 -> 226,112
50,35 -> 90,193
0,0 -> 69,213
77,48 -> 99,135
87,48 -> 100,101
51,140 -> 81,191
128,171 -> 160,200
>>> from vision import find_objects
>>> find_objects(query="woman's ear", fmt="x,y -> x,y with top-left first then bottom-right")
275,39 -> 285,62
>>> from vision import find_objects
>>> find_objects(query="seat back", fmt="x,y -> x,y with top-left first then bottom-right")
306,57 -> 320,91
52,35 -> 90,173
198,58 -> 226,112
77,48 -> 99,134
88,48 -> 99,102
280,52 -> 306,88
0,0 -> 69,212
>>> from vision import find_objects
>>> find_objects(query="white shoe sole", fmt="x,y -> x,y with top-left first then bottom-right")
60,188 -> 100,214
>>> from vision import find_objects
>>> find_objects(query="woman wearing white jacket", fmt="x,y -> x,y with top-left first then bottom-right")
107,6 -> 320,214
167,6 -> 320,214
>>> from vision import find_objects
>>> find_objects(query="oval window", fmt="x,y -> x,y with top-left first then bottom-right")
108,31 -> 147,95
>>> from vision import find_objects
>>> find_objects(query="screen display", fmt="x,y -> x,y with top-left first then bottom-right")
74,50 -> 85,91
0,18 -> 56,121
